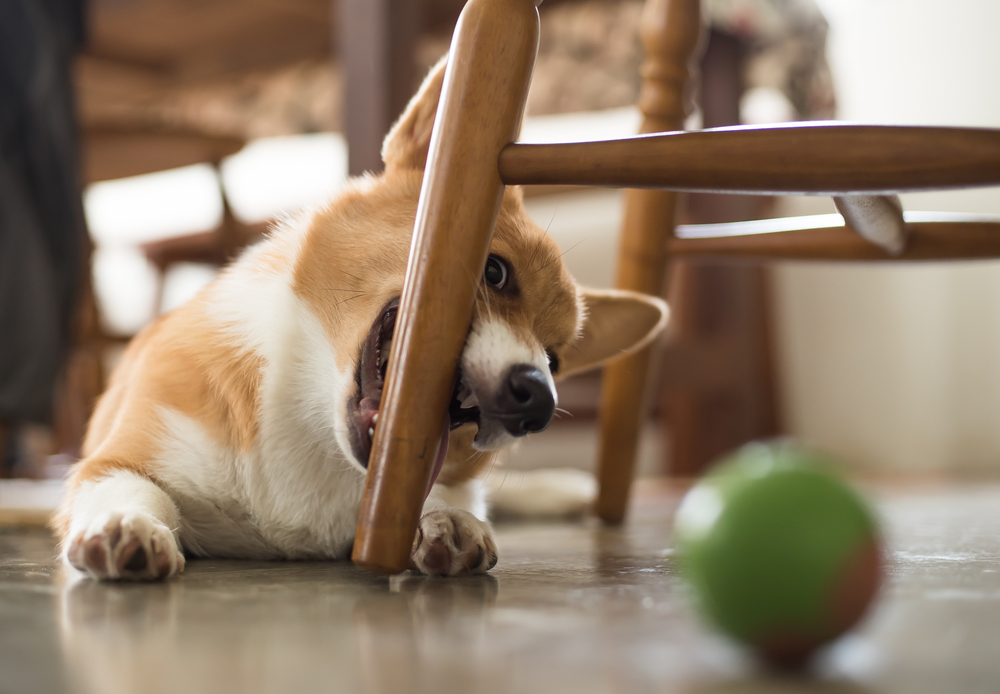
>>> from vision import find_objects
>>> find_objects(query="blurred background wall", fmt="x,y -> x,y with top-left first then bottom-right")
776,0 -> 1000,474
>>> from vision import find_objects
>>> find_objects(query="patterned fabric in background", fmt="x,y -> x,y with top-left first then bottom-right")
525,0 -> 835,120
706,0 -> 836,119
79,0 -> 835,142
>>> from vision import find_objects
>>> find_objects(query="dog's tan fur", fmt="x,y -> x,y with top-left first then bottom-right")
55,59 -> 667,579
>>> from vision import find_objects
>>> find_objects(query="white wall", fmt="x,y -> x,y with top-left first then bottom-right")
776,0 -> 1000,472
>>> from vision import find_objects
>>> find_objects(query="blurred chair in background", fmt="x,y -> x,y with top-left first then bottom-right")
658,0 -> 835,477
53,0 -> 347,464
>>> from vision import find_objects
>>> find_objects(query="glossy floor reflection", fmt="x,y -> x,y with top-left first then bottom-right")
3,482 -> 1000,694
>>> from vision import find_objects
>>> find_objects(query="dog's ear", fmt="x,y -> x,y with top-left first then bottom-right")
557,289 -> 669,379
382,56 -> 448,172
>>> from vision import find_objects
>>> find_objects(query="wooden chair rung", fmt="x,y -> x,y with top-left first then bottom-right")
669,213 -> 1000,261
499,124 -> 1000,195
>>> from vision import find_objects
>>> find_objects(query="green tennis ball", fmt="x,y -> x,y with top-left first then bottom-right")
674,441 -> 883,665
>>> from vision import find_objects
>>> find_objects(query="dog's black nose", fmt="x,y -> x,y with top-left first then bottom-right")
495,364 -> 555,436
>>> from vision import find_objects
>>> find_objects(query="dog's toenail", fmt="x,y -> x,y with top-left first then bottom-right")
469,545 -> 485,570
153,549 -> 172,576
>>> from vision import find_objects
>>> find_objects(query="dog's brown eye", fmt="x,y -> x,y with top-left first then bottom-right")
484,255 -> 508,289
546,349 -> 560,375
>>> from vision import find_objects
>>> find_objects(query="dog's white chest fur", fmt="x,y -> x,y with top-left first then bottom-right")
153,242 -> 366,560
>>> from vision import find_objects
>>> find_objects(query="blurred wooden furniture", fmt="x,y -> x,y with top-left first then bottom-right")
57,60 -> 254,457
56,119 -> 254,457
57,0 -> 368,456
340,0 -> 424,175
352,0 -> 1000,573
658,27 -> 780,479
0,424 -> 9,478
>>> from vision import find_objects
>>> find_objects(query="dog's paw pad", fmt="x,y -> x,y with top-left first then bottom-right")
410,509 -> 497,576
66,512 -> 184,581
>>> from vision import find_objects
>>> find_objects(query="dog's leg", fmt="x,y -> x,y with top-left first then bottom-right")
62,468 -> 185,581
410,481 -> 498,577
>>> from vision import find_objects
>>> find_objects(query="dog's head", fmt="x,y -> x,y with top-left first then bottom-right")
293,60 -> 667,473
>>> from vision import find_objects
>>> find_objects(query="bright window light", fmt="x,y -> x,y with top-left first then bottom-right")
519,107 -> 641,144
220,132 -> 349,224
161,263 -> 219,314
91,247 -> 158,335
84,164 -> 223,247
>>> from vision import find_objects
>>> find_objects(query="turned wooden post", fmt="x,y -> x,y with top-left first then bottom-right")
352,0 -> 539,574
595,0 -> 704,523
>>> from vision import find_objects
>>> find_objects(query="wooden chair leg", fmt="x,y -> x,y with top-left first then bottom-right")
595,0 -> 703,524
662,28 -> 780,477
352,0 -> 539,574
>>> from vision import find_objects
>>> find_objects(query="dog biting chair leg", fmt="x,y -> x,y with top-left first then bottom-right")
351,0 -> 540,574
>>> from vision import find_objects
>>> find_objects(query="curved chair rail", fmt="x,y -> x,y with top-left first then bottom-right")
498,123 -> 1000,195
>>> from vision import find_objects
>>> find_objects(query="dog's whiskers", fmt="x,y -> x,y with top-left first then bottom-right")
339,270 -> 365,284
527,226 -> 550,272
537,239 -> 585,274
334,293 -> 367,307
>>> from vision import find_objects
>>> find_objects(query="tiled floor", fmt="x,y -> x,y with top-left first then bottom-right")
2,481 -> 1000,694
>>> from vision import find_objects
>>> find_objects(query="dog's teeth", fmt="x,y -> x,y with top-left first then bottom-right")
368,427 -> 375,437
460,390 -> 478,409
372,413 -> 379,424
455,380 -> 478,409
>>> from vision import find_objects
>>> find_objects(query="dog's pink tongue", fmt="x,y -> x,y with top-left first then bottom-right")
425,412 -> 450,499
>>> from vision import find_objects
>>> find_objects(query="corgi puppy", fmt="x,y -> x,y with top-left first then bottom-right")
54,60 -> 667,580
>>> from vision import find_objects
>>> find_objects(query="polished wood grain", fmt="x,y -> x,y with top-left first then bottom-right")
669,213 -> 1000,261
594,0 -> 703,524
498,123 -> 1000,194
352,0 -> 539,574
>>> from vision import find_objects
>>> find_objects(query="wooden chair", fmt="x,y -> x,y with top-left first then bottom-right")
55,97 -> 255,458
351,0 -> 1000,573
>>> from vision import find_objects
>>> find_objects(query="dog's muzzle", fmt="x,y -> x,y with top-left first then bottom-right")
492,364 -> 555,436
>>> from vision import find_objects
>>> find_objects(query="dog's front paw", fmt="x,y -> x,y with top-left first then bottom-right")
65,511 -> 185,581
410,509 -> 498,577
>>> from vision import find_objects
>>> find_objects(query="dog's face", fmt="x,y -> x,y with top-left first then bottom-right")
292,60 -> 667,473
